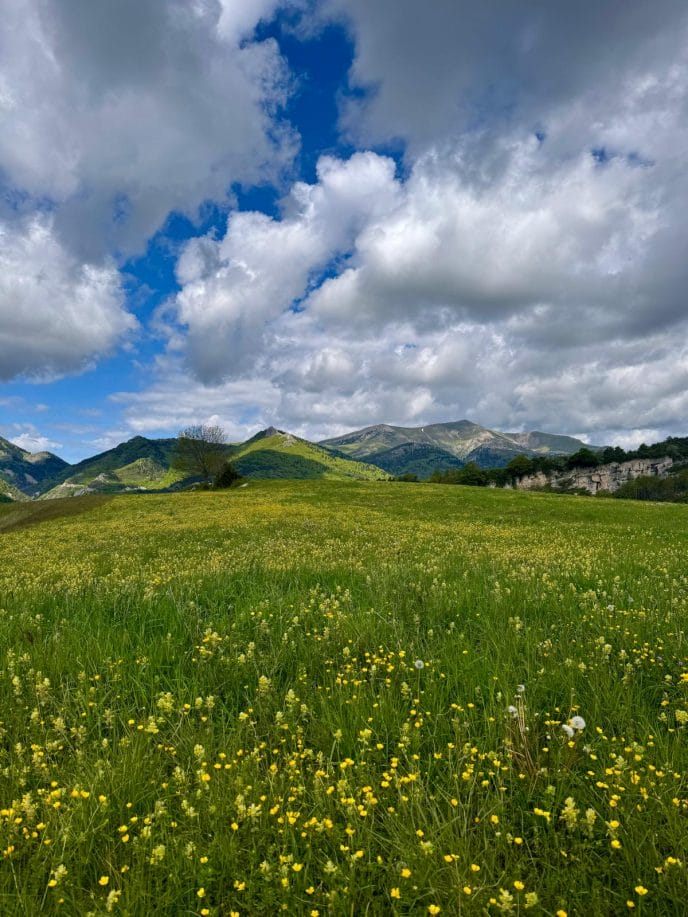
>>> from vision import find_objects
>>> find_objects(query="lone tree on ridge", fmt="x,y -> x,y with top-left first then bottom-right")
173,424 -> 228,486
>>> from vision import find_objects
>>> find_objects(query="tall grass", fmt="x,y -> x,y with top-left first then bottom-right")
0,482 -> 687,914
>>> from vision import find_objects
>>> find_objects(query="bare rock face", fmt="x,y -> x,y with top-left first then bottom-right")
513,457 -> 673,495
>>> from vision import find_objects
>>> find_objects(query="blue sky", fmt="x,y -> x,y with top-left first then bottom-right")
2,1 -> 688,462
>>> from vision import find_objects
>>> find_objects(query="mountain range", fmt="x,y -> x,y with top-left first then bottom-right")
319,421 -> 600,476
0,420 -> 599,500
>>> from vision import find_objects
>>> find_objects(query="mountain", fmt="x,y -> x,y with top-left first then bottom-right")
319,421 -> 601,476
0,436 -> 70,498
504,431 -> 599,454
40,436 -> 190,498
229,429 -> 388,481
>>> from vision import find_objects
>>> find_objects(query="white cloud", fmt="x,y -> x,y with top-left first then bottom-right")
321,0 -> 688,155
0,0 -> 298,258
9,425 -> 63,455
110,356 -> 282,440
0,216 -> 135,380
165,105 -> 688,440
6,0 -> 687,447
174,152 -> 400,380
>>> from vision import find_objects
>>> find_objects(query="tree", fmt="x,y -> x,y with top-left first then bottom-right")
214,461 -> 241,489
173,424 -> 228,485
566,447 -> 600,470
504,454 -> 535,481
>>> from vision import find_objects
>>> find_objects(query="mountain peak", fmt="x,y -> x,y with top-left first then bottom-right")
247,426 -> 285,442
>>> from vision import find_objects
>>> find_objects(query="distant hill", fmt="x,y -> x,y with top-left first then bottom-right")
229,429 -> 388,481
0,428 -> 387,499
319,421 -> 602,476
41,436 -> 192,498
0,436 -> 70,498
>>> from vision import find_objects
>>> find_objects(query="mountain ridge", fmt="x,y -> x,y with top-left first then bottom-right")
318,420 -> 605,475
0,421 -> 609,499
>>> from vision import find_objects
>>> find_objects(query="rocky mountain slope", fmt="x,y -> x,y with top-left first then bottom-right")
0,436 -> 70,498
320,421 -> 601,475
40,436 -> 186,498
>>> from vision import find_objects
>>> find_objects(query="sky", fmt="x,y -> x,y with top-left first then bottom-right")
1,1 -> 688,462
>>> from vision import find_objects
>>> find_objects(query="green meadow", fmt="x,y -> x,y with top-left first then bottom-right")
1,482 -> 687,915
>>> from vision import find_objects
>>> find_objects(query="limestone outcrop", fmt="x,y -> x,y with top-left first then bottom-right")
511,456 -> 673,495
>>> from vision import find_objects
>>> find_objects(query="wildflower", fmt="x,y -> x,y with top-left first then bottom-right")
98,876 -> 110,887
507,705 -> 518,718
48,865 -> 67,888
560,797 -> 579,830
561,724 -> 574,738
414,660 -> 425,670
570,716 -> 586,731
513,881 -> 525,891
391,888 -> 401,899
149,844 -> 166,864
525,892 -> 539,908
634,886 -> 648,896
428,906 -> 441,915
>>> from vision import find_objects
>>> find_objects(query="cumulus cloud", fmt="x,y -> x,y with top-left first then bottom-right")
109,355 -> 282,439
167,122 -> 688,441
0,216 -> 135,380
175,152 -> 400,380
162,0 -> 688,444
305,134 -> 687,340
321,0 -> 688,155
6,0 -> 688,448
0,0 -> 297,258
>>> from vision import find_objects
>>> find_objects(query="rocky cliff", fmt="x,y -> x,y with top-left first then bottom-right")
511,456 -> 673,495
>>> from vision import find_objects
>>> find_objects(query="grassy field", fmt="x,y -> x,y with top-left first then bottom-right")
1,481 -> 687,915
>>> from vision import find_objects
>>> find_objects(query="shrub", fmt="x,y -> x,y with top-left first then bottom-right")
213,462 -> 241,489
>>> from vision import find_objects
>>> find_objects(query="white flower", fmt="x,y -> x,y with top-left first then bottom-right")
516,684 -> 526,694
570,716 -> 586,731
561,724 -> 575,738
507,705 -> 518,718
414,659 -> 425,670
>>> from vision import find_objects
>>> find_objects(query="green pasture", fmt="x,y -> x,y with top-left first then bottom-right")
0,482 -> 687,915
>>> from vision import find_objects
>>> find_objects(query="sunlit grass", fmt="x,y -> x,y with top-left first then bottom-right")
1,482 -> 687,914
